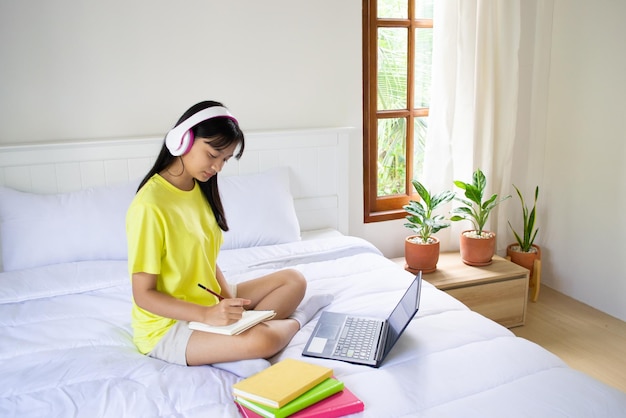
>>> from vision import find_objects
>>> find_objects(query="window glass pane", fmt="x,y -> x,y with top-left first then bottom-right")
412,116 -> 427,181
378,28 -> 408,111
414,0 -> 433,19
377,118 -> 407,196
413,27 -> 432,108
378,0 -> 408,19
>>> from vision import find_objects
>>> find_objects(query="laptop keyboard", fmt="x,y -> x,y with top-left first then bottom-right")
333,317 -> 379,360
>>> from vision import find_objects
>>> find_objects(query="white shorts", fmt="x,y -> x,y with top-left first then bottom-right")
146,283 -> 238,366
147,320 -> 192,366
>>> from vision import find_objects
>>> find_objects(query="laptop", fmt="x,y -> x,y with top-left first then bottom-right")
302,272 -> 422,367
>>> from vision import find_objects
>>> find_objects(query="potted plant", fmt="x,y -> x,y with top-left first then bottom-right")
403,179 -> 455,273
450,168 -> 510,266
507,184 -> 542,301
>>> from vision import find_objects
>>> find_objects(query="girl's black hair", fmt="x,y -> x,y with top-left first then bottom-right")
137,100 -> 245,231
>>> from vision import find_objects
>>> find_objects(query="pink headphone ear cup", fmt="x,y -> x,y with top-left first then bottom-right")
179,129 -> 194,155
165,106 -> 236,156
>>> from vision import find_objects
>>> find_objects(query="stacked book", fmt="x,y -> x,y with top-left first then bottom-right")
232,358 -> 364,418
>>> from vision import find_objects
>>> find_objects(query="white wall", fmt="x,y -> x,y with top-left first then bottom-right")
542,0 -> 626,321
0,0 -> 405,256
1,1 -> 624,321
0,1 -> 362,140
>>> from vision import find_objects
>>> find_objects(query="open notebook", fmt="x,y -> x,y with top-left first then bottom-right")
189,310 -> 276,335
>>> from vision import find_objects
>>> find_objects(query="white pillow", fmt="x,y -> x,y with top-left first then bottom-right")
0,181 -> 139,272
0,168 -> 300,271
219,167 -> 301,250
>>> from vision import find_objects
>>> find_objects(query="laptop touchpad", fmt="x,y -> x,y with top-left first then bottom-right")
317,324 -> 340,339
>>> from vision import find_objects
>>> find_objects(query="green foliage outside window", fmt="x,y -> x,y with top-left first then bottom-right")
375,0 -> 433,198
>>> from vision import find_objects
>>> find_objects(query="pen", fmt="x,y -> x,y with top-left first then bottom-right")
197,283 -> 224,301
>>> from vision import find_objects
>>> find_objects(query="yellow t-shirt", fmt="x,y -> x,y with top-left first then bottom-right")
126,174 -> 223,354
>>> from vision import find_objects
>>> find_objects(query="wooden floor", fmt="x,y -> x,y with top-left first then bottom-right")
512,285 -> 626,394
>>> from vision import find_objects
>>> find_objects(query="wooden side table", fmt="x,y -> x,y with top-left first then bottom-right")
394,252 -> 529,328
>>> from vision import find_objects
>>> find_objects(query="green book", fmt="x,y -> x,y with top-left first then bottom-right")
235,377 -> 344,418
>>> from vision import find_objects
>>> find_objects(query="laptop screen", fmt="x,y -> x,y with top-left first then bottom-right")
382,274 -> 422,357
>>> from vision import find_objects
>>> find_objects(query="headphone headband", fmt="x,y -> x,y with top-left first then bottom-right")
165,106 -> 238,156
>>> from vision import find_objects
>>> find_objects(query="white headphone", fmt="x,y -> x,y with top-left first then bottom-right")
165,106 -> 237,156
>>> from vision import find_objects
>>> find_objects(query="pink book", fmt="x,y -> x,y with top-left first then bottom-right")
236,386 -> 364,418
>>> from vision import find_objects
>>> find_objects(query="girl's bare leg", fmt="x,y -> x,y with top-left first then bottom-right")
237,269 -> 334,328
186,319 -> 300,366
186,268 -> 333,369
236,269 -> 307,318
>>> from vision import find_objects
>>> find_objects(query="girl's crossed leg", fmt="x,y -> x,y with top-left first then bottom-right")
186,269 -> 332,367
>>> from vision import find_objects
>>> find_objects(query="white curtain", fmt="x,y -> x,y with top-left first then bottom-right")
423,0 -> 554,254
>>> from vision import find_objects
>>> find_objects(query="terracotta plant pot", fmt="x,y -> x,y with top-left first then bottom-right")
506,243 -> 542,301
405,235 -> 440,274
506,243 -> 541,277
459,230 -> 496,266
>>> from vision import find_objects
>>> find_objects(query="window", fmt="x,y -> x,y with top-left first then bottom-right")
363,0 -> 433,222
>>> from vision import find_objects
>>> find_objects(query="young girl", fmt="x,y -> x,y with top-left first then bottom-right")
126,101 -> 332,376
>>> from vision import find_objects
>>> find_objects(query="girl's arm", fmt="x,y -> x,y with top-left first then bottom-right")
132,272 -> 250,326
215,264 -> 234,299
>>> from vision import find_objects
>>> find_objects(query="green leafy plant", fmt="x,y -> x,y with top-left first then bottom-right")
450,168 -> 510,236
508,185 -> 539,252
403,180 -> 455,244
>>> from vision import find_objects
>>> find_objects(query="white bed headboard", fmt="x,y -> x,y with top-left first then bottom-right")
0,127 -> 352,260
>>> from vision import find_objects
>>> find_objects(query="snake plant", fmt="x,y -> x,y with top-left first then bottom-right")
508,185 -> 539,252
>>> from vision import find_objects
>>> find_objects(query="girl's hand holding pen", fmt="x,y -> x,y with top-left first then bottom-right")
197,283 -> 251,325
203,298 -> 251,326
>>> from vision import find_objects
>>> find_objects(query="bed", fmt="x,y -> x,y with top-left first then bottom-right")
1,128 -> 625,417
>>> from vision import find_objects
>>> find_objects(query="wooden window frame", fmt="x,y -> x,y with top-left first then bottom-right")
362,0 -> 432,222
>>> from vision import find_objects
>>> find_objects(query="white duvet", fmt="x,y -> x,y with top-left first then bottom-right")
1,234 -> 625,417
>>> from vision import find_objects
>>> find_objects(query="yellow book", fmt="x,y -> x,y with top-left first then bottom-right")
232,358 -> 333,408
